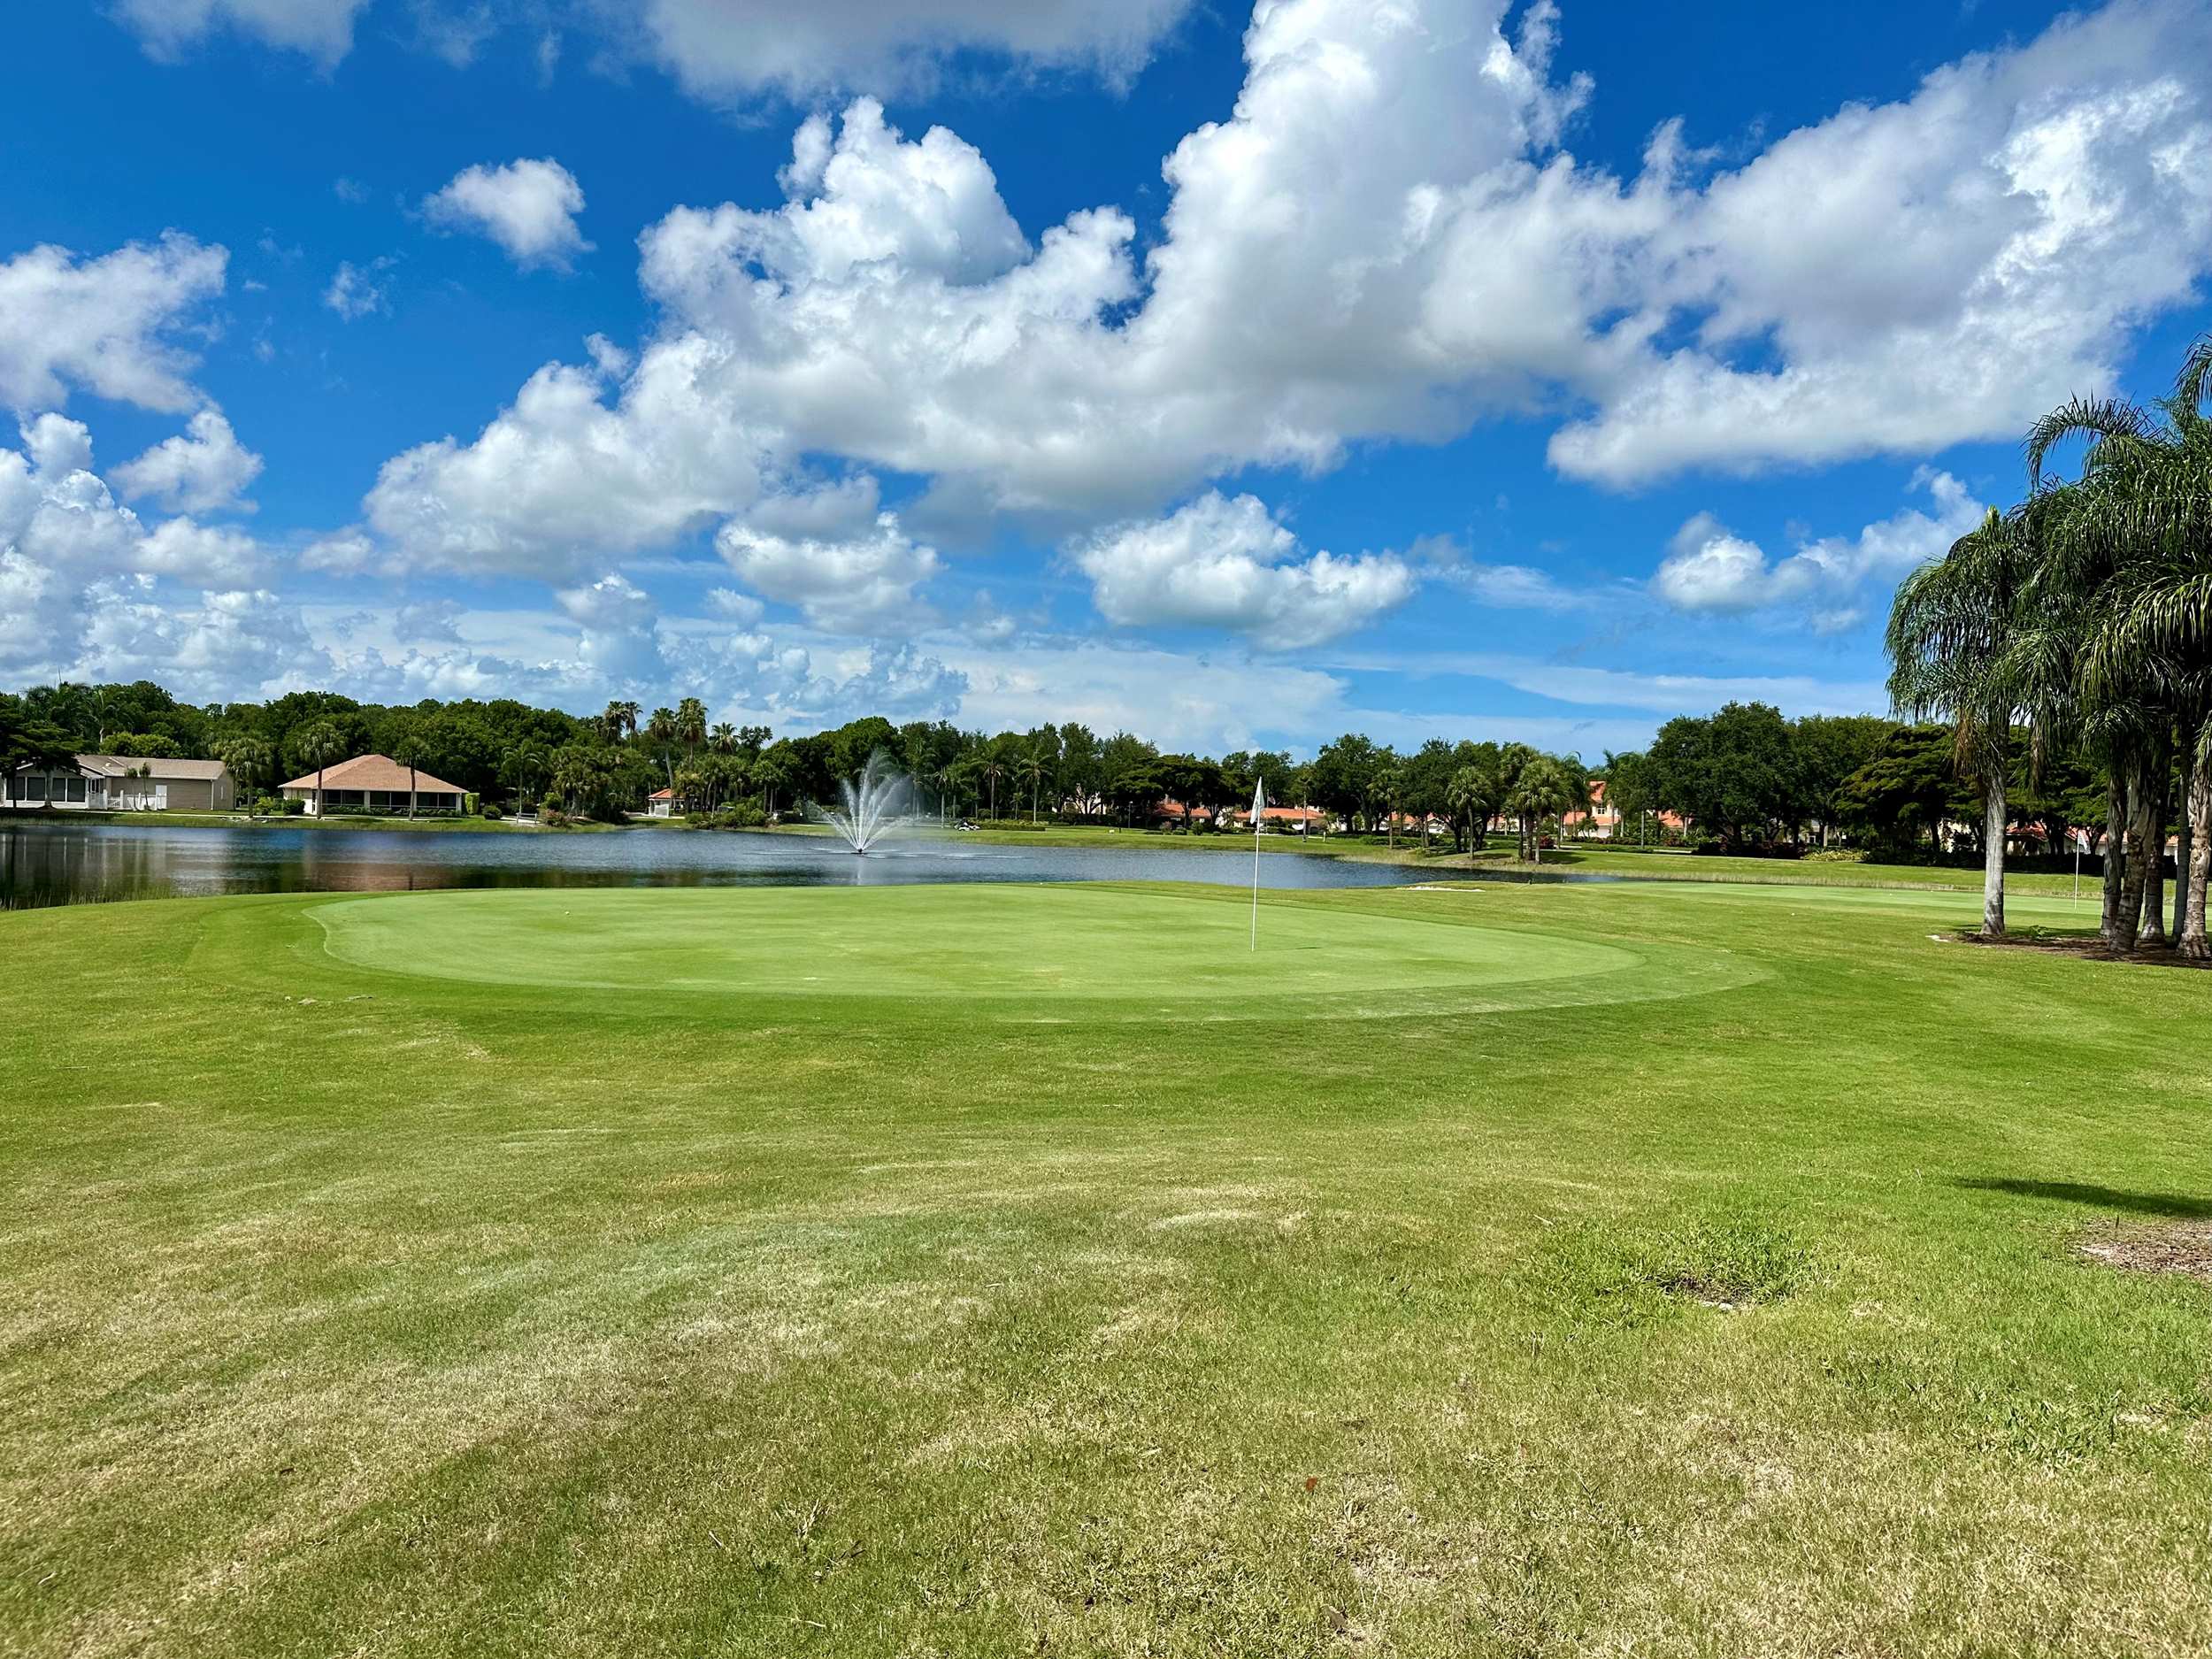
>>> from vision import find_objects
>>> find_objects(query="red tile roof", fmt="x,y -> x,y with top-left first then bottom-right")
280,754 -> 465,795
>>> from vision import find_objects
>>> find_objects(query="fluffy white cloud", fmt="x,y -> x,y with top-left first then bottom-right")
555,571 -> 666,684
424,157 -> 592,271
323,258 -> 389,319
612,0 -> 1191,100
1071,492 -> 1415,649
0,415 -> 314,688
1652,470 -> 1985,629
364,336 -> 772,574
112,409 -> 265,514
395,595 -> 467,642
356,0 -> 2212,588
111,0 -> 365,65
111,0 -> 1191,95
715,478 -> 943,633
0,234 -> 227,414
74,582 -> 330,697
1548,3 -> 2212,482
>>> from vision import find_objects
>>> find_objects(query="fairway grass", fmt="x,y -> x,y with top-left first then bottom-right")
4,879 -> 2211,1655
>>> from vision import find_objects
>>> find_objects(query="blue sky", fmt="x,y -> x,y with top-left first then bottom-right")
4,0 -> 2209,757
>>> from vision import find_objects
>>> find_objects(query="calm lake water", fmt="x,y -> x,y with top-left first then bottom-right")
0,820 -> 1487,910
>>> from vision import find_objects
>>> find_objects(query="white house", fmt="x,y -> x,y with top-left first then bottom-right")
4,754 -> 236,812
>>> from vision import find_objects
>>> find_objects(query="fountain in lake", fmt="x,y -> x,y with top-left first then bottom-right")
808,750 -> 916,855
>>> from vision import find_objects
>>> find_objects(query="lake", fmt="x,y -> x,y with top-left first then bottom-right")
0,820 -> 1484,910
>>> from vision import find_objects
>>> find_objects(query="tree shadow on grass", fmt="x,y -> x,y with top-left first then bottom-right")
1957,1179 -> 2212,1220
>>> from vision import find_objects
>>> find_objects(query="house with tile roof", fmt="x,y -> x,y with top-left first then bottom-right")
279,754 -> 466,816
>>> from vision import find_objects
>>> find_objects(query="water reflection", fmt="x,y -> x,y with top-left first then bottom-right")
0,821 -> 1536,909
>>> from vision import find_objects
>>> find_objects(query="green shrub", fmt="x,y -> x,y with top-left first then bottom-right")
480,804 -> 503,820
1802,848 -> 1867,864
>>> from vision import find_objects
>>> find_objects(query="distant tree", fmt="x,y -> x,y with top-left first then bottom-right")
1016,746 -> 1047,823
1645,703 -> 1801,849
1504,754 -> 1581,862
1834,726 -> 1971,857
388,718 -> 428,818
1790,717 -> 1892,845
673,698 -> 708,753
291,720 -> 351,816
1446,758 -> 1502,856
214,734 -> 273,805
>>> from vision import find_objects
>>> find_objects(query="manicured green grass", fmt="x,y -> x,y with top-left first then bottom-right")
4,879 -> 2208,1656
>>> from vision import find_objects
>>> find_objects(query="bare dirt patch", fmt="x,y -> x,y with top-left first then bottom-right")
2078,1223 -> 2212,1282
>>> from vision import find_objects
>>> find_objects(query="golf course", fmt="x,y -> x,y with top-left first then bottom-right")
4,877 -> 2208,1657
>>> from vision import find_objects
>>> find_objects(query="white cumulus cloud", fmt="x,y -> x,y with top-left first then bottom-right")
111,0 -> 366,65
322,258 -> 389,319
354,0 -> 2212,597
424,157 -> 592,271
715,478 -> 943,634
1071,492 -> 1417,650
1652,471 -> 1985,629
112,409 -> 265,514
0,234 -> 227,414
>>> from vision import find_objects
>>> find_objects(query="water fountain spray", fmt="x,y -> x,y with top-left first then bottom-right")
807,750 -> 916,855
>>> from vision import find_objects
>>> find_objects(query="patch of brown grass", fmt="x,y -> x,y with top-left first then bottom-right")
2078,1222 -> 2212,1281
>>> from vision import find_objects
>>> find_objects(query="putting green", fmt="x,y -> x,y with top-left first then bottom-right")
306,883 -> 1752,1018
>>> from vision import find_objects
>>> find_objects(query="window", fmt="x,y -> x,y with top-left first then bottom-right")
66,776 -> 86,802
27,775 -> 46,802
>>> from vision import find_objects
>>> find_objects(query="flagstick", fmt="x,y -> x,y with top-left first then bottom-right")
1250,776 -> 1263,951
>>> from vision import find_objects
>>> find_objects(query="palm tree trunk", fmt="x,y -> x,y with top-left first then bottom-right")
2171,743 -> 2195,942
2101,773 -> 2126,942
409,763 -> 418,819
2114,764 -> 2153,952
1979,767 -> 2007,938
316,764 -> 326,818
2139,757 -> 2170,943
2183,731 -> 2211,960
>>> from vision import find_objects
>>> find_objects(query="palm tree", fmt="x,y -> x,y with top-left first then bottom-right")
710,723 -> 736,755
1886,504 -> 2024,937
1015,749 -> 1045,824
1503,755 -> 1578,864
213,735 -> 271,810
389,726 -> 428,818
2028,334 -> 2212,954
1445,764 -> 1498,856
291,720 -> 349,818
499,742 -> 546,810
674,698 -> 708,753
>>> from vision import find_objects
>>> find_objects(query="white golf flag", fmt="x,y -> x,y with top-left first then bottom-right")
1249,776 -> 1264,949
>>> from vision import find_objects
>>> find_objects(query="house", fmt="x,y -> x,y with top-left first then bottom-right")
280,754 -> 466,816
4,754 -> 236,812
1151,798 -> 1217,826
1223,804 -> 1329,833
1560,779 -> 1623,841
647,787 -> 677,818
